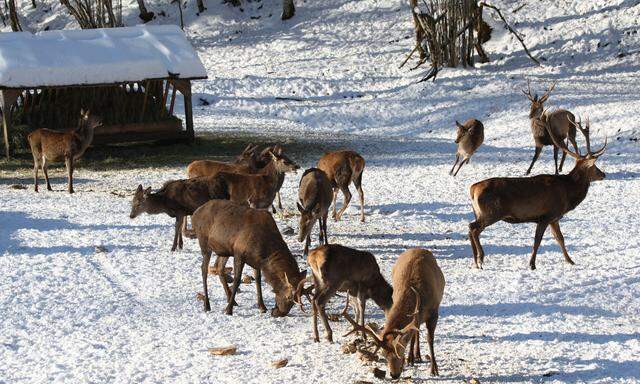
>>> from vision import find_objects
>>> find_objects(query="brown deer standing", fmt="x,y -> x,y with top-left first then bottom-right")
28,109 -> 101,193
450,119 -> 484,176
297,168 -> 333,256
192,199 -> 306,316
317,150 -> 366,222
343,248 -> 445,379
129,177 -> 229,251
186,143 -> 261,179
302,244 -> 393,343
523,80 -> 579,175
469,117 -> 607,270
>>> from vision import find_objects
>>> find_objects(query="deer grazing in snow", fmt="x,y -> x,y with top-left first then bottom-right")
523,80 -> 579,175
317,150 -> 366,222
129,177 -> 229,251
450,118 -> 484,176
192,199 -> 306,316
28,109 -> 102,193
469,117 -> 607,270
343,248 -> 445,379
297,168 -> 333,256
301,244 -> 393,343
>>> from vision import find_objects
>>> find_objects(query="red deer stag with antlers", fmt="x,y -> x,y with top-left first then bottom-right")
469,117 -> 607,270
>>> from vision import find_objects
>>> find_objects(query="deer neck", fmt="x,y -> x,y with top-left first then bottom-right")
259,160 -> 283,183
565,168 -> 592,210
72,124 -> 96,157
146,194 -> 180,217
382,290 -> 416,332
370,275 -> 393,312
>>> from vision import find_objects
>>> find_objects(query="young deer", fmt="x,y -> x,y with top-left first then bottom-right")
297,168 -> 333,256
523,80 -> 579,175
129,177 -> 229,251
28,109 -> 101,193
343,249 -> 445,379
317,150 -> 366,222
215,150 -> 299,209
303,244 -> 392,343
469,117 -> 607,270
450,119 -> 484,176
192,199 -> 306,316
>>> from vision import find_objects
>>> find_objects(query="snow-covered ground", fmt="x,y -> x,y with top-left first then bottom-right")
2,0 -> 640,383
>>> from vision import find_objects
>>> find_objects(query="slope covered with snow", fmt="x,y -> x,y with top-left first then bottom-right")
1,0 -> 639,383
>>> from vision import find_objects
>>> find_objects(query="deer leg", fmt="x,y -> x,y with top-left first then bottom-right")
277,191 -> 283,211
42,157 -> 52,191
215,256 -> 236,306
177,216 -> 184,250
33,159 -> 39,192
353,172 -> 365,223
357,289 -> 367,341
469,220 -> 486,268
171,217 -> 181,252
200,247 -> 212,312
558,138 -> 569,172
408,333 -> 416,366
331,188 -> 339,220
323,216 -> 329,245
414,328 -> 422,363
334,185 -> 352,221
549,221 -> 575,265
553,145 -> 560,175
224,257 -> 245,315
65,156 -> 74,194
303,234 -> 311,257
312,300 -> 320,342
529,222 -> 549,270
315,285 -> 337,342
525,146 -> 542,175
427,310 -> 439,376
255,268 -> 267,313
318,218 -> 324,244
453,157 -> 470,177
449,154 -> 460,175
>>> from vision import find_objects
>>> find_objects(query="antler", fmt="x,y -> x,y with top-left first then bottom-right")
546,117 -> 581,160
522,79 -> 535,101
293,276 -> 314,312
569,116 -> 608,158
341,296 -> 388,352
539,81 -> 556,103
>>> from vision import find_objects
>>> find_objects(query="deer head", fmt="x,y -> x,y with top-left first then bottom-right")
342,288 -> 421,379
297,198 -> 320,242
129,184 -> 152,219
271,270 -> 307,317
454,120 -> 468,143
269,150 -> 300,174
523,80 -> 555,119
547,116 -> 607,181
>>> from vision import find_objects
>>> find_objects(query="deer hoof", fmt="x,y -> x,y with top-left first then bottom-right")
566,258 -> 576,265
258,305 -> 267,313
224,307 -> 233,316
529,263 -> 537,270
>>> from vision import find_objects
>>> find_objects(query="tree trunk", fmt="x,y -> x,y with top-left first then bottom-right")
196,0 -> 205,14
409,0 -> 426,60
8,0 -> 22,31
136,0 -> 154,21
281,0 -> 294,20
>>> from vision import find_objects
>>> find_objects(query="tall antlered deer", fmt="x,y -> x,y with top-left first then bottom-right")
28,109 -> 101,193
343,249 -> 445,379
129,177 -> 229,251
523,80 -> 579,175
450,119 -> 484,176
297,168 -> 333,256
192,199 -> 306,316
301,244 -> 392,342
469,117 -> 607,270
317,150 -> 366,222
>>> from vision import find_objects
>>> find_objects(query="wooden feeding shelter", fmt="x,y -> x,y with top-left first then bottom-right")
0,25 -> 208,159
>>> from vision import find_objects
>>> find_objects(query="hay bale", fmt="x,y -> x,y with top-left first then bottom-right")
271,359 -> 288,368
208,346 -> 236,356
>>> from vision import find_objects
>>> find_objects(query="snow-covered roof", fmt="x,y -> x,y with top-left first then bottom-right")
0,25 -> 207,88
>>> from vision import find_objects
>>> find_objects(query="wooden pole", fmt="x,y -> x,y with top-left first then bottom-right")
182,81 -> 194,141
140,80 -> 150,122
1,89 -> 21,159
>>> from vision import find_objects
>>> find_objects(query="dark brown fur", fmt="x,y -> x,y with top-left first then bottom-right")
192,199 -> 305,316
297,168 -> 333,256
307,244 -> 392,342
317,150 -> 366,222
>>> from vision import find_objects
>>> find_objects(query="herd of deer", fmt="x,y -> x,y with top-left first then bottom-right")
24,81 -> 607,379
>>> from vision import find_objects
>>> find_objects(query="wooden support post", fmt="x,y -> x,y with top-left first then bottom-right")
1,89 -> 21,159
182,81 -> 194,141
168,86 -> 177,116
161,80 -> 171,117
140,80 -> 150,122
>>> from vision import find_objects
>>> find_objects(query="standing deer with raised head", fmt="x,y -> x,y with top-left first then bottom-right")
523,80 -> 579,175
302,244 -> 393,343
469,117 -> 607,270
343,248 -> 445,379
450,118 -> 484,176
192,199 -> 306,316
297,168 -> 333,256
28,109 -> 101,193
317,150 -> 366,222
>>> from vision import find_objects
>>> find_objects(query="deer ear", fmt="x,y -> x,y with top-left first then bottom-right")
297,202 -> 305,213
136,184 -> 143,195
274,144 -> 283,155
144,187 -> 152,196
455,120 -> 464,129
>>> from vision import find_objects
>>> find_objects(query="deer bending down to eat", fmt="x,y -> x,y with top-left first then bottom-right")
523,80 -> 579,175
297,168 -> 333,256
343,249 -> 445,379
129,177 -> 229,251
28,109 -> 102,193
469,117 -> 607,270
215,149 -> 299,209
302,244 -> 392,343
317,150 -> 366,222
450,119 -> 484,176
192,199 -> 306,316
